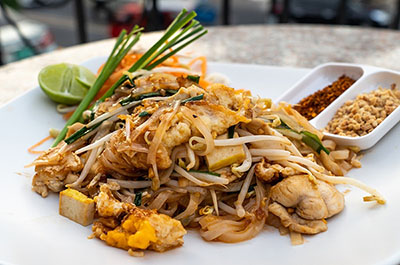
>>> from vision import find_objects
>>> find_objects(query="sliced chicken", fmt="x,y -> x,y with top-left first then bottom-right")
270,175 -> 344,220
268,202 -> 327,234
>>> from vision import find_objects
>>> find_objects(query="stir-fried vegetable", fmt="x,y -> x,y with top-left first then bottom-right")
139,111 -> 150,117
181,94 -> 204,104
276,119 -> 330,154
53,10 -> 207,147
99,10 -> 207,101
134,192 -> 142,206
187,75 -> 200,84
52,27 -> 143,147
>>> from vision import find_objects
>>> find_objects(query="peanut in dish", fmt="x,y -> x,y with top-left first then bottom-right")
325,85 -> 400,137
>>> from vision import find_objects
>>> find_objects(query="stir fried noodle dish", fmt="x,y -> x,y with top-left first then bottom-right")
27,10 -> 385,256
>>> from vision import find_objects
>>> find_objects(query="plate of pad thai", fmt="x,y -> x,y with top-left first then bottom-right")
1,9 -> 399,265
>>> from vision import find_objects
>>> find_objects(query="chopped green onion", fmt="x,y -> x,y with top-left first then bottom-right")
188,170 -> 220,177
120,91 -> 162,106
52,27 -> 143,147
64,123 -> 101,145
166,89 -> 179,95
187,75 -> 200,84
181,94 -> 204,104
134,192 -> 142,206
99,10 -> 207,101
139,111 -> 150,117
301,131 -> 330,154
228,125 -> 235,139
277,119 -> 329,154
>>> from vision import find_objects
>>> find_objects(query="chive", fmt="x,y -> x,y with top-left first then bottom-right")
134,192 -> 142,206
189,170 -> 220,177
119,91 -> 162,106
187,75 -> 200,84
64,123 -> 101,145
51,27 -> 143,147
301,131 -> 330,154
99,10 -> 207,101
277,119 -> 329,154
166,89 -> 178,95
181,94 -> 204,104
228,125 -> 235,139
139,111 -> 150,117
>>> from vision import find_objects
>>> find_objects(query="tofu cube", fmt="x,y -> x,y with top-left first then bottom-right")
206,133 -> 246,171
59,188 -> 95,226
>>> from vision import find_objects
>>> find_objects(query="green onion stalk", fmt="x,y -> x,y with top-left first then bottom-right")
53,9 -> 207,147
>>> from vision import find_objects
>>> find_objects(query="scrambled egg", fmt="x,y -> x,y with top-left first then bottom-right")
92,185 -> 186,253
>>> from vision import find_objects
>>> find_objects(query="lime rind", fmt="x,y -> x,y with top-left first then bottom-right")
38,63 -> 96,105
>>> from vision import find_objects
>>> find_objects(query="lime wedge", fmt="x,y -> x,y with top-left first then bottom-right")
38,63 -> 96,105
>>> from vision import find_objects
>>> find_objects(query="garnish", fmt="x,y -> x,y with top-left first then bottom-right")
64,123 -> 101,145
52,26 -> 143,147
134,192 -> 142,206
99,9 -> 208,101
188,170 -> 220,177
119,91 -> 162,106
228,125 -> 235,139
187,75 -> 200,84
138,111 -> 150,117
276,119 -> 330,154
181,94 -> 204,104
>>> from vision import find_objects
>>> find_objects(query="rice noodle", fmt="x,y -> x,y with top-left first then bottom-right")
181,106 -> 215,156
218,201 -> 237,215
309,168 -> 386,204
174,165 -> 213,186
235,165 -> 256,217
188,171 -> 229,185
214,135 -> 290,146
232,144 -> 252,173
87,100 -> 140,128
287,155 -> 325,172
185,143 -> 196,170
166,179 -> 208,195
148,191 -> 172,210
107,179 -> 152,189
330,150 -> 350,160
68,122 -> 112,188
249,149 -> 291,161
148,101 -> 181,190
160,146 -> 185,182
75,131 -> 117,154
175,192 -> 203,220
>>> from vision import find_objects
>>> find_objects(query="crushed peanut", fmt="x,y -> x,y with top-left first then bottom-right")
325,85 -> 400,137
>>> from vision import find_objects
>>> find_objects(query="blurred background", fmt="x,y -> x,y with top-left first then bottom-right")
1,0 -> 399,65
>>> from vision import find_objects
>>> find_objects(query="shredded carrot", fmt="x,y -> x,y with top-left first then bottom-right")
188,56 -> 207,76
199,77 -> 210,88
93,52 -> 209,100
28,135 -> 52,154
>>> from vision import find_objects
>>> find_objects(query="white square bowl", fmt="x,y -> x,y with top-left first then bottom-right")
311,70 -> 400,150
276,62 -> 400,150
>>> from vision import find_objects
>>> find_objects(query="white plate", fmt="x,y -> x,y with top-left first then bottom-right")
277,62 -> 400,150
1,59 -> 399,265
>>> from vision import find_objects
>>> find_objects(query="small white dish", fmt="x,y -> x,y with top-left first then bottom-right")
312,69 -> 400,150
276,62 -> 365,105
277,62 -> 400,150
